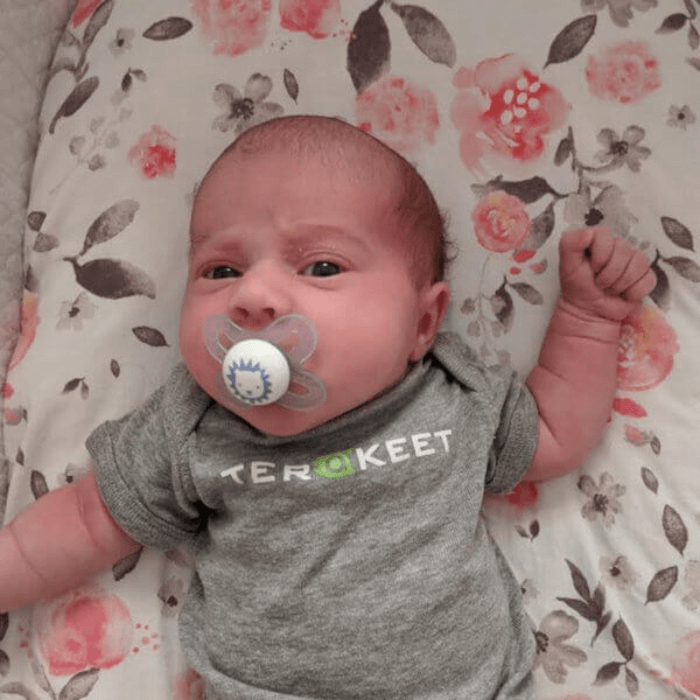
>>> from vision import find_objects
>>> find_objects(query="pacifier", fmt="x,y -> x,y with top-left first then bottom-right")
204,314 -> 326,411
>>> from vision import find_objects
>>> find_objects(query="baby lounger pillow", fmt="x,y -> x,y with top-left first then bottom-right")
3,0 -> 700,698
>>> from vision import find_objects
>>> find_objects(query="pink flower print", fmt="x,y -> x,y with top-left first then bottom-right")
34,587 -> 133,676
451,55 -> 570,174
70,0 -> 103,27
617,305 -> 679,391
192,0 -> 272,57
175,669 -> 205,700
2,382 -> 23,426
128,126 -> 177,179
355,75 -> 439,156
4,405 -> 25,426
670,631 -> 700,695
9,293 -> 39,371
471,191 -> 531,253
505,480 -> 539,508
485,480 -> 539,515
586,41 -> 661,104
623,424 -> 647,445
279,0 -> 341,39
484,481 -> 540,531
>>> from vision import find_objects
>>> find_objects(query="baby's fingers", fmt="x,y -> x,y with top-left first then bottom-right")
591,237 -> 633,289
586,229 -> 616,274
601,246 -> 654,299
559,227 -> 595,261
621,267 -> 657,302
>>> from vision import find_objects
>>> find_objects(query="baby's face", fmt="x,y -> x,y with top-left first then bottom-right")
180,150 -> 443,436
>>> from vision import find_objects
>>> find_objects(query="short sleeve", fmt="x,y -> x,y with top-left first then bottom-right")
86,365 -> 208,550
484,365 -> 539,494
431,333 -> 539,495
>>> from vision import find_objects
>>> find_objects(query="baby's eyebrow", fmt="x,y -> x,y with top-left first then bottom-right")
282,225 -> 370,254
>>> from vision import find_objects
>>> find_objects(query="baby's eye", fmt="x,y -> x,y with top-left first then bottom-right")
205,265 -> 241,279
303,261 -> 343,277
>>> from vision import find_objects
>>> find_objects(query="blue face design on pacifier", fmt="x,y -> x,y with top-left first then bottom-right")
204,314 -> 326,411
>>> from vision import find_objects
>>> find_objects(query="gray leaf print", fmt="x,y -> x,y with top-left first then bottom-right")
347,0 -> 391,92
65,257 -> 156,299
49,77 -> 100,135
665,256 -> 700,282
58,668 -> 99,700
0,681 -> 41,700
132,326 -> 169,347
645,566 -> 678,603
26,211 -> 46,232
661,216 -> 694,251
389,3 -> 456,67
30,471 -> 49,500
521,202 -> 556,251
284,68 -> 299,102
612,617 -> 634,661
80,200 -> 140,257
32,233 -> 60,253
662,504 -> 688,556
657,13 -> 688,34
113,548 -> 143,581
490,282 -> 514,333
650,260 -> 671,310
510,282 -> 544,306
143,17 -> 193,41
641,466 -> 659,493
83,0 -> 114,51
545,15 -> 597,67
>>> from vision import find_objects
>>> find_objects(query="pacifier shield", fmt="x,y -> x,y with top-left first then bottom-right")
222,339 -> 291,406
204,314 -> 326,411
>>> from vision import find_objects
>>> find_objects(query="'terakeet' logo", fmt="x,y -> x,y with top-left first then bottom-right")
219,430 -> 453,486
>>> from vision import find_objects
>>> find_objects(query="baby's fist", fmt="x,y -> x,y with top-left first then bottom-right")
559,226 -> 656,321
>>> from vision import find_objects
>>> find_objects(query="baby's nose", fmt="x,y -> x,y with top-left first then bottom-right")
228,263 -> 292,329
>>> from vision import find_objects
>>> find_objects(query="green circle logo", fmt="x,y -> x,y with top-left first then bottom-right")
313,449 -> 356,479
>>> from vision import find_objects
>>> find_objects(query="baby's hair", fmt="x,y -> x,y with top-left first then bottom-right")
207,115 -> 451,286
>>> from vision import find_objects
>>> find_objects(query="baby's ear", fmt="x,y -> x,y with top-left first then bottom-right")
411,281 -> 450,362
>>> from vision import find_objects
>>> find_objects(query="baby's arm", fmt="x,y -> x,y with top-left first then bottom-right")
0,472 -> 139,611
523,227 -> 656,482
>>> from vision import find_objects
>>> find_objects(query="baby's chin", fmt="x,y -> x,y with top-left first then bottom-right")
228,402 -> 333,438
213,372 -> 410,437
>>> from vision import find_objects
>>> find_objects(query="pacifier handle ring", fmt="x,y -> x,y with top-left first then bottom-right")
204,316 -> 243,363
205,314 -> 318,366
276,369 -> 327,411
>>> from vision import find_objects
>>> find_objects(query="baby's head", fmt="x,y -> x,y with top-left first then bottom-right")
198,116 -> 450,287
181,115 -> 451,435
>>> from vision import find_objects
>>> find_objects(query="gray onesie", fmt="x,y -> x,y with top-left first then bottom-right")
87,332 -> 539,700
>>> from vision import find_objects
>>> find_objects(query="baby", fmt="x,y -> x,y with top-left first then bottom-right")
0,116 -> 655,699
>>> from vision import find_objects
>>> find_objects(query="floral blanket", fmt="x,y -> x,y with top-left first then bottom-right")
1,1 -> 700,699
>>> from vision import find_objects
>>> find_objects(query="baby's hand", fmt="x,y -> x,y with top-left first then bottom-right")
559,226 -> 656,322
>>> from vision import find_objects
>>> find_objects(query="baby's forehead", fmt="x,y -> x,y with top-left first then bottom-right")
192,141 -> 404,226
214,135 -> 401,185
